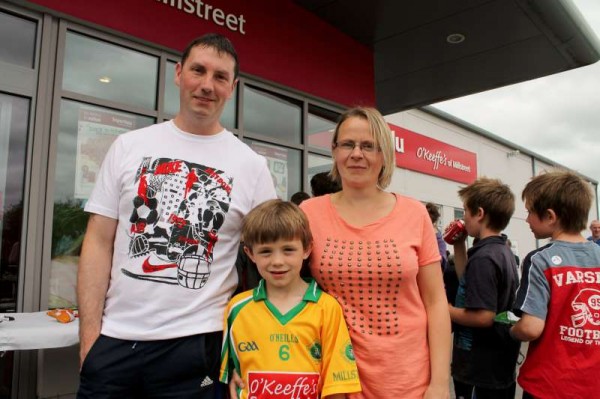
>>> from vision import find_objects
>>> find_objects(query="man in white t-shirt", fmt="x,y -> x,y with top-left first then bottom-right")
77,33 -> 276,398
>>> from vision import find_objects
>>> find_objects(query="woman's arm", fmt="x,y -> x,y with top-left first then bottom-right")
417,262 -> 451,399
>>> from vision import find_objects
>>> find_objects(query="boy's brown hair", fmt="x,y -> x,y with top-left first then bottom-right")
242,199 -> 312,251
458,177 -> 515,231
522,170 -> 592,233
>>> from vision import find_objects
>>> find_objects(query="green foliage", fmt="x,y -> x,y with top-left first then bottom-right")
52,200 -> 89,257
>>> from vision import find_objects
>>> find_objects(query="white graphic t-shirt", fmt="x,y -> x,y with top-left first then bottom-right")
85,121 -> 276,340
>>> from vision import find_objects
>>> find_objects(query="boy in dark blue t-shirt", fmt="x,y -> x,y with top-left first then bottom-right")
448,177 -> 521,399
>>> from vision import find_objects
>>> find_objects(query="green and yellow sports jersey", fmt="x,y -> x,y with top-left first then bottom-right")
220,279 -> 361,399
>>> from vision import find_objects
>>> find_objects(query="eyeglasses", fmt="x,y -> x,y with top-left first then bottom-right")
334,140 -> 380,153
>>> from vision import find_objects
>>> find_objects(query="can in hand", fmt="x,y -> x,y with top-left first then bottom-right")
443,219 -> 467,244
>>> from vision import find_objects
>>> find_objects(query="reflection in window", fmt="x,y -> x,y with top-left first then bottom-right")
49,100 -> 154,308
164,61 -> 179,116
308,105 -> 338,150
244,139 -> 301,200
63,31 -> 159,109
0,11 -> 36,68
0,93 -> 29,314
243,86 -> 301,144
163,60 -> 237,130
454,208 -> 464,221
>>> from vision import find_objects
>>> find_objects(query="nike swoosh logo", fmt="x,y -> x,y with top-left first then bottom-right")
142,257 -> 178,273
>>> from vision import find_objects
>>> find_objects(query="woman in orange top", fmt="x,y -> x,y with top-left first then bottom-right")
300,107 -> 451,399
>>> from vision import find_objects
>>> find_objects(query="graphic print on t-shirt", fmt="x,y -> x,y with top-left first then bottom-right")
122,157 -> 232,289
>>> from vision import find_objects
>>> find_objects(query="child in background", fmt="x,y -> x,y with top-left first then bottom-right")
448,177 -> 521,399
511,171 -> 600,399
220,199 -> 361,399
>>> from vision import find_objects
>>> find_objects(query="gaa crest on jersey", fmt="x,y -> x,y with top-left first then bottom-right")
122,157 -> 232,289
342,340 -> 355,363
307,341 -> 322,362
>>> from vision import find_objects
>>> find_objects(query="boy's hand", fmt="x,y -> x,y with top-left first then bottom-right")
494,311 -> 520,325
229,369 -> 244,399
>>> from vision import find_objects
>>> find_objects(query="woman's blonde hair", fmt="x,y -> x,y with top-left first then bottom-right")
330,107 -> 394,189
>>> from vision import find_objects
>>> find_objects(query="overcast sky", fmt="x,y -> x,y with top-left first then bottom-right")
432,0 -> 600,218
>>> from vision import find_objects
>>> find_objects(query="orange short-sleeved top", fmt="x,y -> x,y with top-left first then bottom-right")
301,194 -> 441,399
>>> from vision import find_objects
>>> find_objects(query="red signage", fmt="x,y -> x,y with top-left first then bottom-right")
247,371 -> 319,398
390,124 -> 477,184
25,0 -> 374,107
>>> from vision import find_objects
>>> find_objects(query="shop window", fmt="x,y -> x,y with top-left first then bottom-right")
62,31 -> 159,109
454,208 -> 464,221
243,85 -> 301,144
48,99 -> 154,308
0,92 -> 29,313
308,105 -> 338,150
0,11 -> 36,68
243,139 -> 301,200
163,60 -> 237,130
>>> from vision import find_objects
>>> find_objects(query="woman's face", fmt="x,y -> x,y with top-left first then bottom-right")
333,116 -> 384,189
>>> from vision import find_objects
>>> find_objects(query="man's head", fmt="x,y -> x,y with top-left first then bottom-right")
242,199 -> 312,252
458,177 -> 515,237
181,33 -> 239,79
310,172 -> 341,196
522,171 -> 592,237
175,33 -> 238,134
425,202 -> 441,225
591,220 -> 600,240
290,191 -> 311,206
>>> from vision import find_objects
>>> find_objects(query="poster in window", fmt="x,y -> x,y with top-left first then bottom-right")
74,108 -> 136,199
250,142 -> 288,199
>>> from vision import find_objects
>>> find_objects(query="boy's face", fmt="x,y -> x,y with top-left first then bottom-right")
463,204 -> 483,238
525,204 -> 553,239
245,238 -> 311,291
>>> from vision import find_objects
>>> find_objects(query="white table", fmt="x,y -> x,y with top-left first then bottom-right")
0,311 -> 79,351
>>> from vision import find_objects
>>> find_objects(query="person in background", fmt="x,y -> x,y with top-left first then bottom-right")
290,191 -> 311,205
587,219 -> 600,245
506,238 -> 520,268
300,107 -> 451,399
443,250 -> 459,306
310,171 -> 342,196
221,199 -> 361,399
448,177 -> 520,399
511,171 -> 600,399
426,202 -> 448,272
76,33 -> 276,397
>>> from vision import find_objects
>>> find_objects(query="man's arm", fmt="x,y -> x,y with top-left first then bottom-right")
510,313 -> 545,342
417,262 -> 451,399
77,214 -> 117,366
448,305 -> 495,328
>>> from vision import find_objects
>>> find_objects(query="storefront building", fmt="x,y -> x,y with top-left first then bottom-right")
1,0 -> 599,397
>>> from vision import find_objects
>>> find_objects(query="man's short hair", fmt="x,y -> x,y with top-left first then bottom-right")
522,170 -> 592,233
425,202 -> 441,224
290,191 -> 311,206
181,33 -> 239,79
458,177 -> 515,231
242,199 -> 312,250
310,172 -> 341,196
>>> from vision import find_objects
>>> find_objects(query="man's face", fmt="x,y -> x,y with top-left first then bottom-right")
591,221 -> 600,239
175,45 -> 237,131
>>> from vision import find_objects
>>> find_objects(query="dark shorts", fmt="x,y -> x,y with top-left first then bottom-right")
454,379 -> 516,399
78,332 -> 224,399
